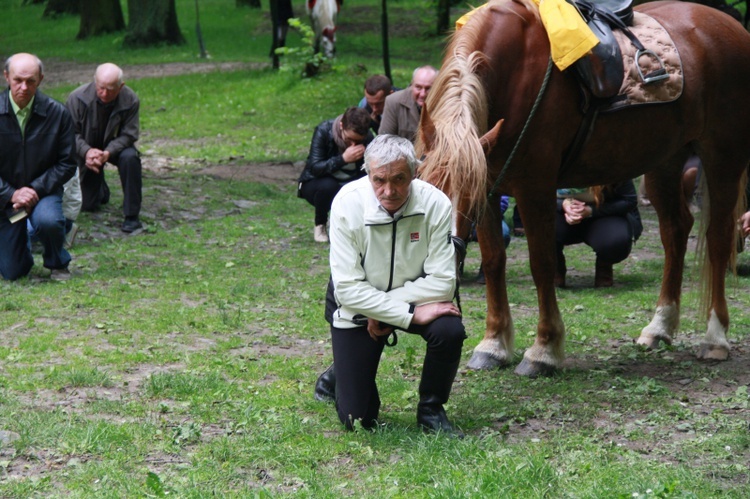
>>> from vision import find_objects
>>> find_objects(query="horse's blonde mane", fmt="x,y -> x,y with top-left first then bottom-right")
417,0 -> 540,217
417,6 -> 493,216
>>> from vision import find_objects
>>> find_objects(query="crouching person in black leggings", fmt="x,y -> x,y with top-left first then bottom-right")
313,134 -> 466,435
555,180 -> 643,288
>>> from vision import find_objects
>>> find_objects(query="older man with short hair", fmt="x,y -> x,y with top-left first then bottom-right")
378,66 -> 438,143
0,53 -> 76,281
67,63 -> 143,233
314,134 -> 466,434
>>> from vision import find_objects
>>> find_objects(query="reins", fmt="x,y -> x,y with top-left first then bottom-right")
488,56 -> 555,198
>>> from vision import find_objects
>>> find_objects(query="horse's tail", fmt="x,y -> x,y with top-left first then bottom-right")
417,33 -> 490,218
696,168 -> 747,318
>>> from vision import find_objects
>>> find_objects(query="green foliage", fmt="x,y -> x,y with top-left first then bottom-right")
626,481 -> 698,499
171,422 -> 202,447
274,18 -> 331,78
145,471 -> 170,497
0,0 -> 450,66
45,366 -> 114,389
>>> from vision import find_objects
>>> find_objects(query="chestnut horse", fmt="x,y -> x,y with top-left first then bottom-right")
417,0 -> 750,377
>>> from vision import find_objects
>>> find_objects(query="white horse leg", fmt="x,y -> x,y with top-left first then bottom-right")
637,303 -> 679,348
697,309 -> 731,360
514,313 -> 565,377
468,329 -> 515,370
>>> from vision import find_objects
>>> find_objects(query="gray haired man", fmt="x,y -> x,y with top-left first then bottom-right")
315,134 -> 466,434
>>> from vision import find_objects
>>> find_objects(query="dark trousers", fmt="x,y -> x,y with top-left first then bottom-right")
555,212 -> 633,264
513,204 -> 523,229
0,191 -> 70,280
80,147 -> 142,218
299,177 -> 342,226
330,315 -> 465,430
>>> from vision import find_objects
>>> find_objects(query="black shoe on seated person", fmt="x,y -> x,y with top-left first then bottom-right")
121,216 -> 143,233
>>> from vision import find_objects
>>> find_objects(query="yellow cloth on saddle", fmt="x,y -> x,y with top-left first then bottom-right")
455,0 -> 599,71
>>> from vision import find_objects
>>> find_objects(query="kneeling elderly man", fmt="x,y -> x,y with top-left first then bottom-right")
314,134 -> 466,434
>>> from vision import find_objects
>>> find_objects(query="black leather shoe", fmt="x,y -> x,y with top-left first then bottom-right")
417,405 -> 463,437
121,216 -> 143,233
314,364 -> 335,402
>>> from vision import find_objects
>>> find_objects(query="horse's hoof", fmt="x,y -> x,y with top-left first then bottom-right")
697,343 -> 730,360
635,334 -> 670,350
466,351 -> 508,370
514,358 -> 557,378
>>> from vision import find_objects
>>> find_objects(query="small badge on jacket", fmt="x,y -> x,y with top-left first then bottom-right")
410,232 -> 420,242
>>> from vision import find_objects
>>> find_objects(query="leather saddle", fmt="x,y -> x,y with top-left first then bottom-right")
572,0 -> 668,99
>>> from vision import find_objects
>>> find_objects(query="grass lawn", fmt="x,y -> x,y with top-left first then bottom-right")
0,0 -> 748,497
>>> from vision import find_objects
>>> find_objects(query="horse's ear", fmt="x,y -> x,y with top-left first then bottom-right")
479,119 -> 503,156
419,104 -> 436,151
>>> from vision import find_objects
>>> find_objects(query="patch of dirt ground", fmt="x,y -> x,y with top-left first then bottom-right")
42,60 -> 266,88
193,161 -> 301,185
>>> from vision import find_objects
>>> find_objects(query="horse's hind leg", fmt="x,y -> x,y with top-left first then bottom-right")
637,158 -> 693,348
693,159 -> 746,360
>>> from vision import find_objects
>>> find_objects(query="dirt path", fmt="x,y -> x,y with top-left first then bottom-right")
42,60 -> 301,184
42,60 -> 267,88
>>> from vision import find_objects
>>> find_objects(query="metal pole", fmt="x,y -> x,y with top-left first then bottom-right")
195,0 -> 208,58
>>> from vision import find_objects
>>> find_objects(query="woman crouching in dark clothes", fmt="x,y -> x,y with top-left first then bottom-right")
298,107 -> 374,243
555,180 -> 643,288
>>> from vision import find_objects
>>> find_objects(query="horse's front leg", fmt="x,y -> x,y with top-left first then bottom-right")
514,198 -> 566,377
637,170 -> 692,348
466,198 -> 515,370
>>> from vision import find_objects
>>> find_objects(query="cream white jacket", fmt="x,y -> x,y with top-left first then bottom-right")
329,177 -> 457,330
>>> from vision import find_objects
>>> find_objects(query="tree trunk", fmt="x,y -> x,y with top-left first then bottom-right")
124,0 -> 185,48
237,0 -> 261,7
436,0 -> 450,35
77,0 -> 125,40
43,0 -> 79,17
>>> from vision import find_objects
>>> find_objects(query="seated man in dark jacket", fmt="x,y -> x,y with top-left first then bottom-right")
66,63 -> 143,233
298,107 -> 374,243
0,53 -> 76,281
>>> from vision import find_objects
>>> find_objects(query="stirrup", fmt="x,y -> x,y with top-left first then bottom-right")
635,48 -> 670,85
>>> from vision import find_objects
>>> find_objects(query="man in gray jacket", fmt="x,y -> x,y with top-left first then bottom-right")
66,63 -> 142,233
314,134 -> 466,435
378,66 -> 438,143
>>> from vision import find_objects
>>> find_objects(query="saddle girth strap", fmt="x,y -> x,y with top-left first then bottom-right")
558,98 -> 600,180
